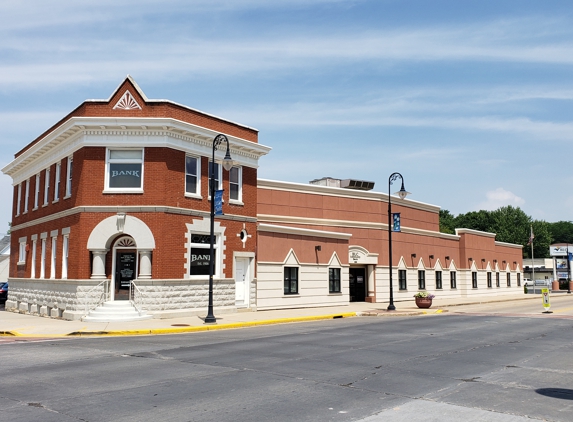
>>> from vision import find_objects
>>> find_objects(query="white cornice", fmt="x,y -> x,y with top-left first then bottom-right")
258,223 -> 352,239
495,241 -> 523,249
3,117 -> 271,184
257,178 -> 441,213
455,228 -> 496,238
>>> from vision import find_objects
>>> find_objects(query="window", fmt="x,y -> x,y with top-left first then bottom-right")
517,273 -> 521,287
54,162 -> 61,202
185,155 -> 200,196
435,271 -> 442,289
40,238 -> 46,278
189,234 -> 215,276
329,268 -> 341,293
496,272 -> 500,287
65,157 -> 73,197
16,183 -> 22,216
50,236 -> 57,279
43,167 -> 50,205
62,235 -> 69,279
34,174 -> 40,209
472,271 -> 478,288
450,271 -> 457,289
506,273 -> 511,287
398,269 -> 407,290
284,267 -> 299,294
229,166 -> 242,202
24,179 -> 29,213
31,239 -> 37,278
18,238 -> 26,264
487,272 -> 492,288
208,161 -> 222,196
106,149 -> 144,191
418,270 -> 426,290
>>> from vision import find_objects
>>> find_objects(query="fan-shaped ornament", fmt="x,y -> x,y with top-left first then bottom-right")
113,90 -> 142,110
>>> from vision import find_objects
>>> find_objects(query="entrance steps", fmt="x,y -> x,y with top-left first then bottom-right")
83,301 -> 152,322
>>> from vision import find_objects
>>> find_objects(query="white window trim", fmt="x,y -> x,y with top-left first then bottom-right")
103,148 -> 144,193
229,166 -> 243,205
184,219 -> 226,280
61,234 -> 69,279
34,174 -> 40,210
43,167 -> 50,206
64,156 -> 73,198
18,237 -> 27,265
24,179 -> 30,213
50,234 -> 57,279
40,236 -> 47,279
31,238 -> 37,278
16,183 -> 22,216
53,162 -> 61,203
184,154 -> 202,199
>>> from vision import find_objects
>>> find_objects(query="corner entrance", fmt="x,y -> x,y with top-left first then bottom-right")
112,236 -> 138,301
349,267 -> 366,302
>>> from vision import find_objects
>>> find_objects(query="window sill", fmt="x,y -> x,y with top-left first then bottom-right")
184,193 -> 203,200
32,207 -> 38,211
52,199 -> 59,204
63,194 -> 71,200
17,261 -> 25,266
329,292 -> 342,295
283,293 -> 300,297
229,200 -> 244,206
102,189 -> 144,194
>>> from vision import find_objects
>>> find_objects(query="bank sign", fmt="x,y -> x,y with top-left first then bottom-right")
550,246 -> 572,257
190,248 -> 214,275
109,164 -> 142,188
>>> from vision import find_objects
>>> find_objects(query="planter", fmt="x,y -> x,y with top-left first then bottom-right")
415,297 -> 433,309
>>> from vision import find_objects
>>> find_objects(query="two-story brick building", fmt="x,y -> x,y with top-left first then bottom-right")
2,77 -> 524,321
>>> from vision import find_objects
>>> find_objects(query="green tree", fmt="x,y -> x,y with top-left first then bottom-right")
548,221 -> 573,244
439,209 -> 456,234
454,210 -> 493,232
489,206 -> 531,246
524,220 -> 551,259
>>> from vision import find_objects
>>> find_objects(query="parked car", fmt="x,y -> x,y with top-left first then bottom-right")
0,282 -> 8,302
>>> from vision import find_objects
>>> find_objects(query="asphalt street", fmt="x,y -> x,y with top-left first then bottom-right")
1,305 -> 572,422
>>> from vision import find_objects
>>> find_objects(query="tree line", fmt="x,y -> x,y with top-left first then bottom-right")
439,206 -> 573,259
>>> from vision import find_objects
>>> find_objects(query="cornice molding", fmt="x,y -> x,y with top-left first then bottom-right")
3,117 -> 271,183
258,223 -> 352,239
10,205 -> 257,232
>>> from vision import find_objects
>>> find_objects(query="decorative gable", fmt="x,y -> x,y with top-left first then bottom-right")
113,90 -> 142,110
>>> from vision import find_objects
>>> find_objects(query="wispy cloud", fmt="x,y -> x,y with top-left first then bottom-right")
479,188 -> 525,210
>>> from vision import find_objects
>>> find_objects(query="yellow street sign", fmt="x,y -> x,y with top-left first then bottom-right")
541,288 -> 551,310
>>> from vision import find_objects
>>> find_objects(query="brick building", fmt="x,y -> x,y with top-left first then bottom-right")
2,77 -> 524,320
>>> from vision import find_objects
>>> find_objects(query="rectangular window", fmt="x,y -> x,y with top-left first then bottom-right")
329,268 -> 341,293
31,240 -> 37,278
284,267 -> 299,294
24,179 -> 30,213
229,166 -> 242,202
34,174 -> 40,209
506,273 -> 511,287
16,183 -> 22,216
50,236 -> 57,279
62,235 -> 69,279
65,157 -> 73,197
54,162 -> 61,201
418,270 -> 426,290
496,272 -> 500,287
208,161 -> 222,196
487,272 -> 492,288
18,238 -> 26,264
450,271 -> 457,289
472,271 -> 478,288
189,234 -> 215,276
40,238 -> 46,278
43,167 -> 50,205
435,271 -> 442,289
517,273 -> 521,287
185,155 -> 200,196
106,149 -> 144,191
398,269 -> 407,290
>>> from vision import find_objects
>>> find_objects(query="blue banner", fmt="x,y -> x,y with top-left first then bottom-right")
215,190 -> 224,215
392,213 -> 401,232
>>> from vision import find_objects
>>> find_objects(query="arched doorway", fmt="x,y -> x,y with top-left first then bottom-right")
112,236 -> 137,300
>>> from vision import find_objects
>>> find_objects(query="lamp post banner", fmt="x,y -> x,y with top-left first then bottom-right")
214,190 -> 224,215
392,213 -> 401,232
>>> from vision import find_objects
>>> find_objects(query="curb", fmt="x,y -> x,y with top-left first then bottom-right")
66,312 -> 359,337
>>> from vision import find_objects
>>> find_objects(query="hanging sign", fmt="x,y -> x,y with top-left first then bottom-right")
214,190 -> 224,215
392,213 -> 401,232
541,288 -> 551,312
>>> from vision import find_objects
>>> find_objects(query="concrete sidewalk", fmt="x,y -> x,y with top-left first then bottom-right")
0,294 -> 540,337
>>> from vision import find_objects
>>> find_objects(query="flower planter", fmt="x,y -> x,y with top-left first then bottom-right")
415,297 -> 433,309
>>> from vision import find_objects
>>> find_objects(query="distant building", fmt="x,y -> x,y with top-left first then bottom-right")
0,235 -> 10,282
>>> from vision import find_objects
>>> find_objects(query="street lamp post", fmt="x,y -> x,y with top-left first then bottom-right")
205,134 -> 233,324
387,172 -> 410,311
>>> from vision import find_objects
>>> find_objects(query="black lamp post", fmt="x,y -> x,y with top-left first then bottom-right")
205,134 -> 233,324
387,172 -> 410,311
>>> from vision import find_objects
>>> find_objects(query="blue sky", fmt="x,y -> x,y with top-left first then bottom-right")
1,0 -> 573,235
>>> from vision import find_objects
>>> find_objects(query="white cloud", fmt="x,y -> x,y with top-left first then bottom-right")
479,188 -> 525,210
